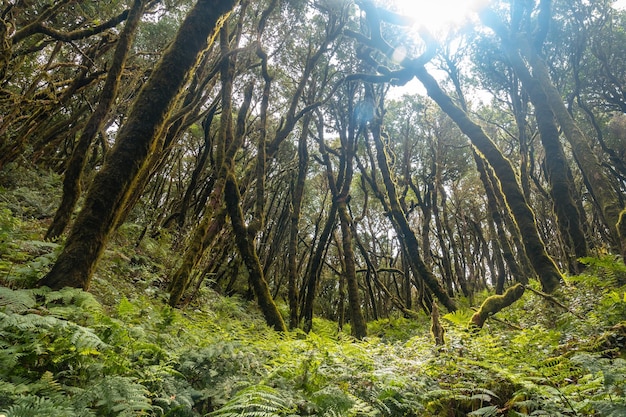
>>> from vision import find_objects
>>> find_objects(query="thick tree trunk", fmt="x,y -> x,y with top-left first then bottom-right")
528,50 -> 622,247
493,32 -> 588,272
45,0 -> 147,240
482,8 -> 622,251
38,0 -> 236,290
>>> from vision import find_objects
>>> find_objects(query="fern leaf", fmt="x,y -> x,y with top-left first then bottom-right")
442,309 -> 474,327
210,384 -> 295,417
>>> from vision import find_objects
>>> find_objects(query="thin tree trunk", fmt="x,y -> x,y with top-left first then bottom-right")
288,114 -> 311,328
224,172 -> 287,332
337,200 -> 367,338
38,0 -> 237,290
370,116 -> 457,312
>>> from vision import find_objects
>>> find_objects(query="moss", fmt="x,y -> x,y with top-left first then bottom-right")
470,284 -> 526,329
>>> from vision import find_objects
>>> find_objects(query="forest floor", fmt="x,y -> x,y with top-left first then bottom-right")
1,166 -> 626,417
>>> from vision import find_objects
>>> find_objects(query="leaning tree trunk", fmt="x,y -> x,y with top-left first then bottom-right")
411,64 -> 562,294
45,0 -> 147,241
224,172 -> 286,332
349,1 -> 560,293
38,0 -> 237,290
370,117 -> 458,312
524,70 -> 588,271
481,8 -> 622,252
527,49 -> 622,247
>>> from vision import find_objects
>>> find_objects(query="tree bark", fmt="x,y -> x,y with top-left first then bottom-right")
38,0 -> 237,290
45,0 -> 147,240
411,65 -> 562,294
288,114 -> 311,328
370,117 -> 458,311
470,284 -> 525,329
224,172 -> 287,332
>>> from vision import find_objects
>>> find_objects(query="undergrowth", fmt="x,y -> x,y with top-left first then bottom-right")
1,174 -> 626,416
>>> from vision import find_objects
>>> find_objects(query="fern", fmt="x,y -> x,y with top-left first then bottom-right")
209,384 -> 295,417
75,375 -> 152,416
442,309 -> 474,327
0,287 -> 37,313
1,395 -> 77,417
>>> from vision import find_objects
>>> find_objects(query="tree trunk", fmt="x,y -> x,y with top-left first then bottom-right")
528,49 -> 622,247
38,0 -> 236,290
288,114 -> 311,328
224,172 -> 287,332
370,117 -> 457,312
411,64 -> 562,294
337,200 -> 367,339
45,0 -> 147,240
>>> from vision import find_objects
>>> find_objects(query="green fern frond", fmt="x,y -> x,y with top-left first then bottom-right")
44,287 -> 101,313
1,395 -> 76,417
442,309 -> 474,327
209,384 -> 295,417
76,375 -> 152,416
0,287 -> 36,313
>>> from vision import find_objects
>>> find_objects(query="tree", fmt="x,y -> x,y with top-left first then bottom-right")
45,0 -> 149,240
350,0 -> 562,293
38,0 -> 237,290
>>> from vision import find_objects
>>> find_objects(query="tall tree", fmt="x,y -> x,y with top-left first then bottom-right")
350,0 -> 562,293
45,0 -> 148,240
38,0 -> 237,290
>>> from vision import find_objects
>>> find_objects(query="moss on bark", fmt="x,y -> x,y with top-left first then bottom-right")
470,284 -> 525,329
38,0 -> 236,290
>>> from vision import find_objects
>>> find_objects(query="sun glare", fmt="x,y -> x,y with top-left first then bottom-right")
389,0 -> 491,35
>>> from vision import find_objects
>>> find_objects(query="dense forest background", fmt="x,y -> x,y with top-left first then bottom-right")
1,0 -> 626,415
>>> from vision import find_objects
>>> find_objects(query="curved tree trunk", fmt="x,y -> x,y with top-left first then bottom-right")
411,64 -> 562,294
45,0 -> 147,240
38,0 -> 237,290
370,117 -> 458,312
224,172 -> 287,332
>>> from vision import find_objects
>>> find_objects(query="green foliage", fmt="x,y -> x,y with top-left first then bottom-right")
2,199 -> 626,417
209,384 -> 296,417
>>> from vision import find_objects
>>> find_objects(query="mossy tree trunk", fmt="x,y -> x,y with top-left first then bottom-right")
351,1 -> 562,293
482,5 -> 622,252
224,172 -> 287,332
483,13 -> 589,272
45,0 -> 147,241
38,0 -> 237,290
411,64 -> 562,293
473,152 -> 527,291
469,283 -> 525,329
288,114 -> 311,328
369,116 -> 458,312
